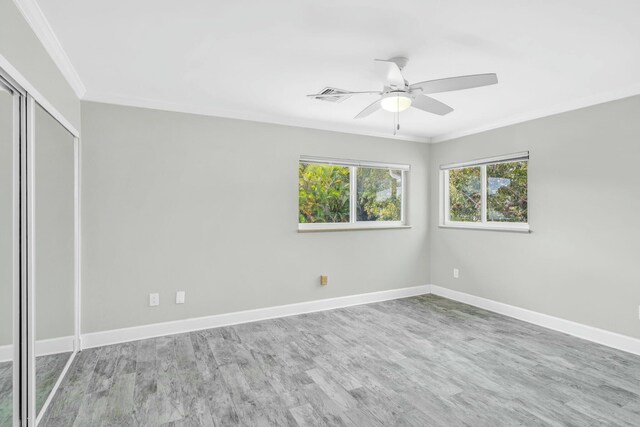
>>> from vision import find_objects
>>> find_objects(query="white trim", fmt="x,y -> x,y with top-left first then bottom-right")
439,157 -> 530,232
0,345 -> 14,363
438,222 -> 530,233
26,94 -> 37,425
300,156 -> 411,171
430,285 -> 640,356
348,166 -> 356,224
75,137 -> 82,351
299,157 -> 408,230
0,337 -> 74,362
0,53 -> 80,137
85,81 -> 640,146
431,84 -> 640,143
11,0 -> 86,98
298,222 -> 410,232
81,285 -> 431,349
35,351 -> 76,426
34,336 -> 74,358
78,284 -> 640,359
82,93 -> 430,144
440,152 -> 529,171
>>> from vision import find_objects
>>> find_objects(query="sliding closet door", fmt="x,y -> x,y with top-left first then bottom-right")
31,103 -> 76,423
0,77 -> 20,426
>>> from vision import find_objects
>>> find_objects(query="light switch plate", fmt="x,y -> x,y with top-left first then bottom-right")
149,293 -> 160,307
176,291 -> 185,304
453,268 -> 459,279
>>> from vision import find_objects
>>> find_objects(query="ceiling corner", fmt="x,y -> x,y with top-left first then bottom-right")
12,0 -> 86,98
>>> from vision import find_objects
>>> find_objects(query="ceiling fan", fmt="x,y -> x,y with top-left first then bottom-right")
307,57 -> 498,119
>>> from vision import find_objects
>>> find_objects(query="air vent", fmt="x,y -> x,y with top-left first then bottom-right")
314,87 -> 352,103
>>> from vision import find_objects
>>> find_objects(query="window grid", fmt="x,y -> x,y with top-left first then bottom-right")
441,157 -> 529,232
299,159 -> 409,231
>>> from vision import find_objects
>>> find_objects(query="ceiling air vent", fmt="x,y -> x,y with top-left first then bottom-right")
313,87 -> 351,103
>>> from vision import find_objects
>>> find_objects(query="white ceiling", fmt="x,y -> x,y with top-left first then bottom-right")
35,0 -> 640,142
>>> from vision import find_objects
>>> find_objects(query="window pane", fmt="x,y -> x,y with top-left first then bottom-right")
487,161 -> 528,222
298,163 -> 350,223
449,167 -> 481,222
356,167 -> 402,222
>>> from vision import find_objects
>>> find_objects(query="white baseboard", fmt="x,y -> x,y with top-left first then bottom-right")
81,285 -> 431,349
0,345 -> 12,363
79,284 -> 640,357
430,285 -> 640,356
35,336 -> 75,357
0,336 -> 74,362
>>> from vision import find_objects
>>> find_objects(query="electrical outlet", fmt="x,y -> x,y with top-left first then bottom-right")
176,291 -> 186,304
149,293 -> 160,307
320,275 -> 328,286
453,268 -> 459,279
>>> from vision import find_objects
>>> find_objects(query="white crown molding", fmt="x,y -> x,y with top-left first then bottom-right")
432,84 -> 640,143
82,92 -> 432,144
0,53 -> 80,136
12,0 -> 86,98
81,285 -> 431,349
84,83 -> 640,146
430,285 -> 640,356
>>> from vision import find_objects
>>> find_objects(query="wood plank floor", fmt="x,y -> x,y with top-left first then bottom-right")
40,295 -> 640,426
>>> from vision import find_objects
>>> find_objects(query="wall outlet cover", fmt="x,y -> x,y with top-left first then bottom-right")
149,293 -> 160,307
453,268 -> 460,279
176,291 -> 186,304
320,275 -> 328,286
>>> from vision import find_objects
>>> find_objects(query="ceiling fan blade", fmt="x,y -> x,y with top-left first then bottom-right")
306,91 -> 381,98
354,99 -> 381,119
374,59 -> 405,87
411,95 -> 454,116
410,73 -> 498,94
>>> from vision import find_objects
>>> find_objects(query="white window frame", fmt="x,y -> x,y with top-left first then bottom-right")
439,152 -> 530,233
298,156 -> 410,232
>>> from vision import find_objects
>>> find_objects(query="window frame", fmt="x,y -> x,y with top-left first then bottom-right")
298,156 -> 410,232
439,152 -> 530,233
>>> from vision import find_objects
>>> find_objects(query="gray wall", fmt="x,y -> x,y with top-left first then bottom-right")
81,101 -> 431,334
430,95 -> 640,339
0,0 -> 80,130
34,103 -> 76,341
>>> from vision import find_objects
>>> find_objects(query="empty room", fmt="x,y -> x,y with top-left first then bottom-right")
1,0 -> 639,425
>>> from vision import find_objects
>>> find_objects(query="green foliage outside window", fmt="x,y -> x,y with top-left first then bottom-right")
357,168 -> 402,221
487,161 -> 528,222
449,167 -> 481,222
298,163 -> 403,223
298,163 -> 350,223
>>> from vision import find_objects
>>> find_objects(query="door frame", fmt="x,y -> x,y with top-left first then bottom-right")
0,57 -> 81,427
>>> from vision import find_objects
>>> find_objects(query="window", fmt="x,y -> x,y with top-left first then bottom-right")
440,152 -> 529,232
299,156 -> 409,231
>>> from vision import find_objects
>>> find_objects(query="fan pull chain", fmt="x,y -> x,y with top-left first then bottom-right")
393,94 -> 400,135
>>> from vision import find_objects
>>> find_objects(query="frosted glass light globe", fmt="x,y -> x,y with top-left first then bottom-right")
380,93 -> 412,112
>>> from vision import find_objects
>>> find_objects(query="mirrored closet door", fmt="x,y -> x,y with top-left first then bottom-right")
0,74 -> 19,427
31,102 -> 77,424
0,65 -> 80,427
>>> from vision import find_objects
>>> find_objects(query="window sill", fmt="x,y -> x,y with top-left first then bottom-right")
298,223 -> 411,233
439,222 -> 530,233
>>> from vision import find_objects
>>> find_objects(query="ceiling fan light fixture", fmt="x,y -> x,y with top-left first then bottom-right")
380,92 -> 412,112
